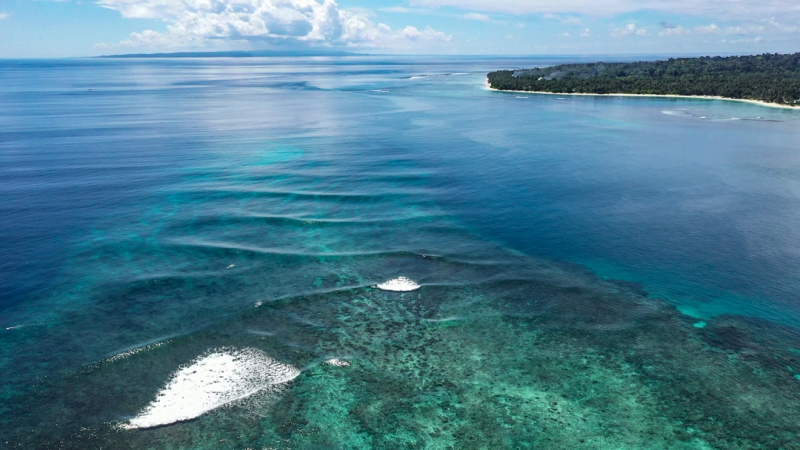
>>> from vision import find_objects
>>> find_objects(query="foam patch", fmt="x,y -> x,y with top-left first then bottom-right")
375,277 -> 420,292
323,358 -> 351,367
125,348 -> 299,429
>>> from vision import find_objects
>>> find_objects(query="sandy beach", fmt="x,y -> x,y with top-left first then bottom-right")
485,80 -> 799,110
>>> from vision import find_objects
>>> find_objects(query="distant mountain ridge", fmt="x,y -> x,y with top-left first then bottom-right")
98,50 -> 363,58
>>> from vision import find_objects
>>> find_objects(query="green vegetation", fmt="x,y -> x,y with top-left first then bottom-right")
488,53 -> 800,106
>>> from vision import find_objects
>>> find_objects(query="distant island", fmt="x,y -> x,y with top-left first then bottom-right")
488,53 -> 800,107
98,50 -> 361,58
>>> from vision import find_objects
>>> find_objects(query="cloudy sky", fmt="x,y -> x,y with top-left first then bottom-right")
0,0 -> 798,57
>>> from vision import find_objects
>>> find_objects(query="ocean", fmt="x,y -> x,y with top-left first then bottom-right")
2,56 -> 800,448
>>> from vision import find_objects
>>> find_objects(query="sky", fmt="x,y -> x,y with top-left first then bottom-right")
0,0 -> 798,57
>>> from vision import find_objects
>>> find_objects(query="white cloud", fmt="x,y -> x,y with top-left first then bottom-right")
0,13 -> 9,20
652,20 -> 790,37
580,28 -> 591,37
764,17 -> 799,32
118,29 -> 177,48
612,23 -> 647,37
659,27 -> 689,36
380,7 -> 412,13
723,35 -> 764,44
397,25 -> 451,41
695,23 -> 722,34
462,12 -> 490,21
542,14 -> 582,25
659,22 -> 690,36
378,6 -> 440,15
96,0 -> 450,49
409,0 -> 800,21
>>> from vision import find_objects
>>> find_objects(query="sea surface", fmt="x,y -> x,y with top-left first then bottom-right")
2,56 -> 800,449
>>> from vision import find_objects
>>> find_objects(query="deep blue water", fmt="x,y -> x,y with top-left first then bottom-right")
2,56 -> 800,448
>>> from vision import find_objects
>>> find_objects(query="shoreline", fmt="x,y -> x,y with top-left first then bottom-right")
485,81 -> 799,110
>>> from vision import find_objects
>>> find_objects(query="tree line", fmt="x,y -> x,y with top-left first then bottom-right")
487,53 -> 800,106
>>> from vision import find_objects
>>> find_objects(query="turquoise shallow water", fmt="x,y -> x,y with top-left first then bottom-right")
2,56 -> 800,448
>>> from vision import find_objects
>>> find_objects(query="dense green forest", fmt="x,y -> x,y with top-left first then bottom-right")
488,53 -> 800,106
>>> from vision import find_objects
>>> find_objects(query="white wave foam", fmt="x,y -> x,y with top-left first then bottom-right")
5,322 -> 44,330
375,276 -> 420,292
125,348 -> 299,429
323,358 -> 351,367
107,340 -> 171,363
422,316 -> 461,323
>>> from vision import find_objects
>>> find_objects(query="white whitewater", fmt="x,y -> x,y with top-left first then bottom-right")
125,347 -> 299,429
323,358 -> 351,366
375,276 -> 421,292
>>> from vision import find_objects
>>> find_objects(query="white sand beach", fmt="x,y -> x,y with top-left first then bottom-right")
485,79 -> 799,110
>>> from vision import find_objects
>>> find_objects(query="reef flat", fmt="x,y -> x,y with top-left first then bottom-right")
5,253 -> 800,449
